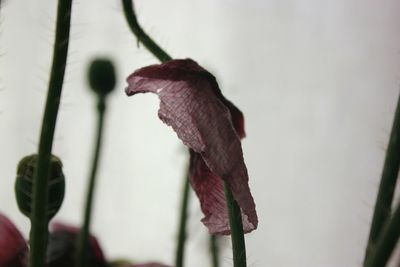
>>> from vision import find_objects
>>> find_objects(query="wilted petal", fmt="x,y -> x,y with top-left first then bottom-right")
189,151 -> 229,234
0,213 -> 28,267
126,59 -> 258,234
46,223 -> 106,267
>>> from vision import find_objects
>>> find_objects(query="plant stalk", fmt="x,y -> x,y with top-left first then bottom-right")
121,0 -> 172,62
224,182 -> 247,267
364,93 -> 400,262
122,2 -> 193,266
29,1 -> 72,267
77,97 -> 106,267
210,235 -> 220,267
175,173 -> 190,267
364,202 -> 400,267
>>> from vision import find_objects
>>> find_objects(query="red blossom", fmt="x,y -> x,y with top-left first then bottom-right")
47,223 -> 106,267
126,59 -> 258,234
0,213 -> 28,267
120,264 -> 171,267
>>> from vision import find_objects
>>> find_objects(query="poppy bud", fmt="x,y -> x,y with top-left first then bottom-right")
88,59 -> 116,97
15,154 -> 65,220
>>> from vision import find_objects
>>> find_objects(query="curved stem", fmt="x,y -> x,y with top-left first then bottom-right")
122,2 -> 193,265
175,172 -> 190,267
364,93 -> 400,261
224,182 -> 247,267
210,235 -> 220,267
121,0 -> 172,62
77,97 -> 107,267
364,202 -> 400,267
29,1 -> 72,267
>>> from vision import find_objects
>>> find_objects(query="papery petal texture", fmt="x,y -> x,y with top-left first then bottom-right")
46,223 -> 106,267
126,59 -> 258,234
0,213 -> 28,267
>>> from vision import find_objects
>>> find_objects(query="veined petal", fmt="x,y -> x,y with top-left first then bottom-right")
0,213 -> 28,267
189,151 -> 229,234
126,59 -> 258,234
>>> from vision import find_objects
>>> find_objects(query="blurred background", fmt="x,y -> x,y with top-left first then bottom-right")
1,0 -> 400,266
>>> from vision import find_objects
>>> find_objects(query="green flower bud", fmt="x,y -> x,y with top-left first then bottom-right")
15,154 -> 65,220
88,58 -> 116,96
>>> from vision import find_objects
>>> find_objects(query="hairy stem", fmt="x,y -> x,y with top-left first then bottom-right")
224,182 -> 247,267
121,0 -> 172,62
29,1 -> 72,267
122,2 -> 194,266
77,97 -> 106,267
364,93 -> 400,261
364,202 -> 400,267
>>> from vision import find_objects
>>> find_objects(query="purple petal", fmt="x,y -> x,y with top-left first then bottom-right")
189,151 -> 230,234
0,213 -> 28,267
126,59 -> 258,234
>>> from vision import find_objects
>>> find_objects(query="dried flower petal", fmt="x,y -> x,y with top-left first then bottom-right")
0,213 -> 28,267
126,59 -> 258,234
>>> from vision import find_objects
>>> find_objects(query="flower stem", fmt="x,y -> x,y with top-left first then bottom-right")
29,1 -> 72,267
210,235 -> 220,267
364,201 -> 400,267
364,92 -> 400,262
175,172 -> 190,267
224,182 -> 247,267
77,97 -> 107,267
121,0 -> 172,62
122,2 -> 193,266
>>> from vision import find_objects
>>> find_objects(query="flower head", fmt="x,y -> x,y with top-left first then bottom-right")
118,264 -> 171,267
0,213 -> 28,267
0,214 -> 107,267
46,223 -> 106,267
126,59 -> 258,234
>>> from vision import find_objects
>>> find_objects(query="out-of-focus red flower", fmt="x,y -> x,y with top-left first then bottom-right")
126,58 -> 258,235
0,213 -> 28,267
119,264 -> 171,267
46,223 -> 106,267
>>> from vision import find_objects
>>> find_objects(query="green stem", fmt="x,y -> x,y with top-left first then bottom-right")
210,235 -> 220,267
121,0 -> 172,62
29,1 -> 72,267
364,202 -> 400,267
224,182 -> 247,267
122,2 -> 193,265
364,93 -> 400,261
175,173 -> 190,267
77,97 -> 107,267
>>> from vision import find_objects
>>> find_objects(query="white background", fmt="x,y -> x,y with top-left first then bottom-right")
1,0 -> 400,266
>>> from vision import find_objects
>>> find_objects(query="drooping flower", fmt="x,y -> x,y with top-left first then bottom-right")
0,213 -> 28,267
125,58 -> 258,234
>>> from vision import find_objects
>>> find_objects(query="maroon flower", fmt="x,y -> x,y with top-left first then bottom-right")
119,264 -> 171,267
0,213 -> 28,267
126,59 -> 258,234
46,223 -> 106,267
0,214 -> 106,267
